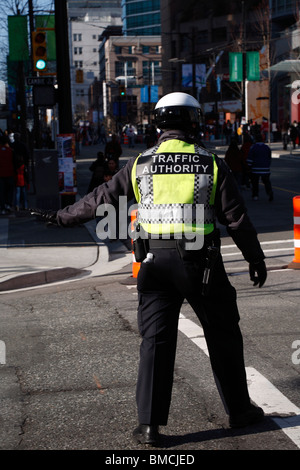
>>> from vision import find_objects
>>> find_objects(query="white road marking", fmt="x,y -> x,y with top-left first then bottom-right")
0,219 -> 9,248
178,312 -> 300,449
222,240 -> 294,248
222,247 -> 294,256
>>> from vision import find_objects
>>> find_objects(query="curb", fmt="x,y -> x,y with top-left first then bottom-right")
0,267 -> 88,292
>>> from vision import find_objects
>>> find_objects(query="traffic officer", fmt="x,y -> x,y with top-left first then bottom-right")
31,92 -> 267,447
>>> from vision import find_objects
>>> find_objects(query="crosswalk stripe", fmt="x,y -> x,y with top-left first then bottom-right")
178,313 -> 300,449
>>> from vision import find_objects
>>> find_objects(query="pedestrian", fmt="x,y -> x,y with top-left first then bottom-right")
75,126 -> 82,156
261,117 -> 269,142
14,154 -> 28,211
271,121 -> 278,142
87,151 -> 106,193
104,158 -> 118,177
30,92 -> 266,446
247,134 -> 273,201
281,119 -> 290,150
240,133 -> 253,189
224,139 -> 244,188
104,134 -> 122,168
99,123 -> 107,145
223,120 -> 232,145
126,124 -> 135,148
0,135 -> 15,214
144,125 -> 157,148
289,121 -> 298,149
11,132 -> 30,167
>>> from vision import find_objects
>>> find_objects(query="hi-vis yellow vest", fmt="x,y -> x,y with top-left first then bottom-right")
131,139 -> 218,236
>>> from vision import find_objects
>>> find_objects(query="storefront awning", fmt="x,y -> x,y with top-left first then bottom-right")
269,60 -> 300,72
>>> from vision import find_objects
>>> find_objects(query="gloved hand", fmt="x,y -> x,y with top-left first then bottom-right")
249,260 -> 267,287
29,208 -> 58,226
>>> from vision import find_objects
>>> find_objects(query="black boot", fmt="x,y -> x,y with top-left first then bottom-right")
229,404 -> 264,428
132,424 -> 160,446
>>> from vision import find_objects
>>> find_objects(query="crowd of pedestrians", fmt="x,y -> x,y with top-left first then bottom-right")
5,114 -> 297,214
0,130 -> 30,215
224,131 -> 273,202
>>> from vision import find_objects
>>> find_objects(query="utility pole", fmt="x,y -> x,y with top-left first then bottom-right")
54,0 -> 73,134
242,1 -> 246,122
192,29 -> 196,98
28,0 -> 41,150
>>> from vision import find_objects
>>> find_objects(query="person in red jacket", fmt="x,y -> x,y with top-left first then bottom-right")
0,135 -> 14,214
14,154 -> 28,211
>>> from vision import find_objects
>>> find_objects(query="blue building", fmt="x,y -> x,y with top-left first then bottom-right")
122,0 -> 161,36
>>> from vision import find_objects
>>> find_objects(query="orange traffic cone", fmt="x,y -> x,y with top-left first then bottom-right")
124,134 -> 129,145
288,195 -> 300,269
131,210 -> 141,278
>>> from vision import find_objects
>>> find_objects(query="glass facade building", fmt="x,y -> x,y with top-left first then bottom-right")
68,1 -> 120,7
122,0 -> 161,36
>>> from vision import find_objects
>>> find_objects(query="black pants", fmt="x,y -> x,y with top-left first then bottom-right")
136,246 -> 251,425
250,173 -> 273,198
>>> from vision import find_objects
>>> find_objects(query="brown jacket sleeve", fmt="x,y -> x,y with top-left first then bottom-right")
57,157 -> 136,227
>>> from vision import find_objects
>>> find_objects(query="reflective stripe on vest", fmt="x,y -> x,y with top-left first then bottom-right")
131,139 -> 218,235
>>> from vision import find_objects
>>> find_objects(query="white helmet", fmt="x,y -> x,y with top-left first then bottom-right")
154,92 -> 202,131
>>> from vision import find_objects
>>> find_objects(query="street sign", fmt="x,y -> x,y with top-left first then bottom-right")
26,77 -> 54,86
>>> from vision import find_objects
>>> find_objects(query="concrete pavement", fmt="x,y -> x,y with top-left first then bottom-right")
0,139 -> 140,293
0,137 -> 298,294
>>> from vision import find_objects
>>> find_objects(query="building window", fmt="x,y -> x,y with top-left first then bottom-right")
73,33 -> 82,41
115,61 -> 136,78
115,46 -> 122,54
115,61 -> 124,77
74,60 -> 83,68
143,61 -> 161,84
76,89 -> 84,97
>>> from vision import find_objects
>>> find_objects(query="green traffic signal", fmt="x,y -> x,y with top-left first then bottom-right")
32,30 -> 48,72
36,59 -> 47,70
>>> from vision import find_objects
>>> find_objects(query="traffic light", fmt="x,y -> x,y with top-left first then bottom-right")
32,30 -> 47,72
119,85 -> 126,96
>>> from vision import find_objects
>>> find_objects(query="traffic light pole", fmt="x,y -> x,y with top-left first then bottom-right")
54,0 -> 73,134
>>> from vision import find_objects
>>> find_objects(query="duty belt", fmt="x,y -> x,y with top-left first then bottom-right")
148,239 -> 178,249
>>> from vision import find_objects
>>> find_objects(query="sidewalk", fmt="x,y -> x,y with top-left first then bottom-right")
0,140 -> 144,294
0,137 -> 297,294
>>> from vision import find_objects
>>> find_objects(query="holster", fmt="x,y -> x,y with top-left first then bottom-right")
132,223 -> 149,262
201,245 -> 220,296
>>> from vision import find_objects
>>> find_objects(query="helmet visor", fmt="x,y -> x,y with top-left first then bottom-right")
154,106 -> 201,129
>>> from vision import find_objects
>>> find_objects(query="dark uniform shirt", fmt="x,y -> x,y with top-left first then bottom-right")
57,130 -> 264,264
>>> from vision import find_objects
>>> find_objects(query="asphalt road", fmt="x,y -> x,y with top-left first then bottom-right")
0,141 -> 299,457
